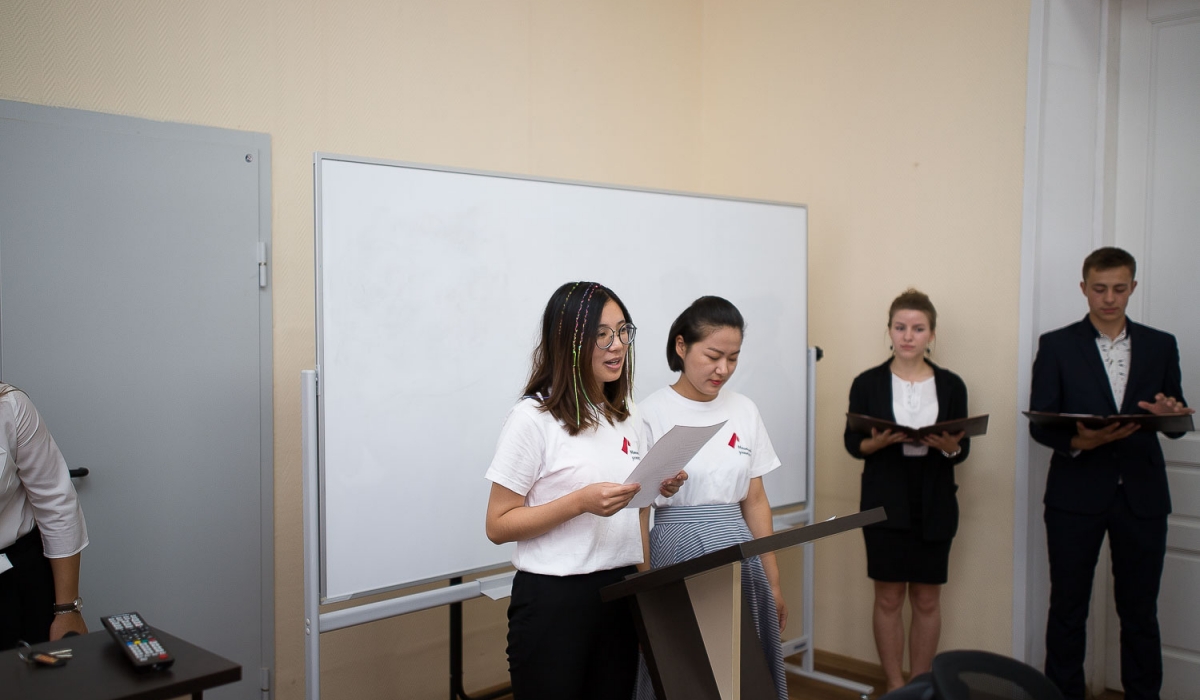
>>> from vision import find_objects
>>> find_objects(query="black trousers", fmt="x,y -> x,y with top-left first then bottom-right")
507,567 -> 638,700
0,528 -> 55,650
1044,492 -> 1167,700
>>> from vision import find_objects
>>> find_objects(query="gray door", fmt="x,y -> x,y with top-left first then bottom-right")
0,101 -> 272,700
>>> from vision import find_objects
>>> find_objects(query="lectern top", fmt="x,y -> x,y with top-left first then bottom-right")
601,507 -> 886,601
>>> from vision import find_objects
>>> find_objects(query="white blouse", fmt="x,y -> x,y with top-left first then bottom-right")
892,374 -> 938,457
0,387 -> 89,557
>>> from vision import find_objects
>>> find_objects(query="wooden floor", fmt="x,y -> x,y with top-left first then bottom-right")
486,651 -> 1126,699
788,651 -> 1124,700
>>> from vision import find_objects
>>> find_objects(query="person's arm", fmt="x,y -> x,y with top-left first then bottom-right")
740,477 -> 787,631
845,373 -> 907,458
1069,421 -> 1140,451
1028,335 -> 1082,454
48,553 -> 87,639
921,373 -> 970,463
1137,337 -> 1192,439
484,481 -> 640,544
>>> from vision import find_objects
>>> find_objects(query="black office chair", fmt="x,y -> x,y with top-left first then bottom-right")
879,650 -> 1064,700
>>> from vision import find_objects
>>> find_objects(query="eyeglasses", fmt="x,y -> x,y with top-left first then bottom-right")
596,323 -> 636,350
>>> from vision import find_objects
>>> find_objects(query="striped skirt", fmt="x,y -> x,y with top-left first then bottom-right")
633,504 -> 787,700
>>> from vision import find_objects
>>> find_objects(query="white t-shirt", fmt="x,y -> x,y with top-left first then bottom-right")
639,387 -> 781,508
0,387 -> 89,556
485,398 -> 644,576
892,374 -> 937,457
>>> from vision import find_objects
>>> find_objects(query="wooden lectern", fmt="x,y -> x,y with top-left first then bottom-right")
601,508 -> 887,700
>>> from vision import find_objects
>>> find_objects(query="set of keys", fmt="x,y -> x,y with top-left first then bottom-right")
17,643 -> 73,667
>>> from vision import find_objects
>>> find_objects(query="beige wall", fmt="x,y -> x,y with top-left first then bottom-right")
695,1 -> 1030,662
0,1 -> 1028,697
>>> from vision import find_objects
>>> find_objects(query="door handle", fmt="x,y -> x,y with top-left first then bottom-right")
68,468 -> 89,478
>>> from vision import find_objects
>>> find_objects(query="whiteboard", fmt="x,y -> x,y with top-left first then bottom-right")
315,155 -> 807,601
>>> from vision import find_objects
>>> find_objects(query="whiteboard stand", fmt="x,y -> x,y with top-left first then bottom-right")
303,370 -> 513,700
448,577 -> 510,700
777,348 -> 874,700
302,370 -> 320,700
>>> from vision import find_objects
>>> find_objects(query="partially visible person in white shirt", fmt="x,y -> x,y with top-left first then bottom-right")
0,384 -> 88,649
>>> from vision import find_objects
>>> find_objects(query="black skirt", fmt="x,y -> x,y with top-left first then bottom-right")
863,524 -> 952,584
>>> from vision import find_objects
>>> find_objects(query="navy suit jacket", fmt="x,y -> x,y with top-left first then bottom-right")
1029,316 -> 1188,518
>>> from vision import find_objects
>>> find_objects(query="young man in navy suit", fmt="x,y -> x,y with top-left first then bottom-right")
1029,247 -> 1193,700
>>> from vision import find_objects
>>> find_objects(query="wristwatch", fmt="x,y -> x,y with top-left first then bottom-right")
941,448 -> 961,459
52,596 -> 83,615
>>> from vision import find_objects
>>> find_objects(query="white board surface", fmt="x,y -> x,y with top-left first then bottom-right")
315,155 -> 808,601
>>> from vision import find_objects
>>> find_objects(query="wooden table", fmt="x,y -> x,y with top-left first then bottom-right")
2,627 -> 241,700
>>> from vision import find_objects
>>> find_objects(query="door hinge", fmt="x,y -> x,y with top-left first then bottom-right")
260,666 -> 271,692
257,242 -> 268,288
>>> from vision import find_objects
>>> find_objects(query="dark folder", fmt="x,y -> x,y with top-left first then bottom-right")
1023,410 -> 1195,433
845,413 -> 990,440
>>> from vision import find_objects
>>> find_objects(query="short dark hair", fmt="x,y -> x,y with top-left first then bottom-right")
1082,247 -> 1137,281
523,282 -> 634,435
666,296 -> 745,372
888,289 -> 937,332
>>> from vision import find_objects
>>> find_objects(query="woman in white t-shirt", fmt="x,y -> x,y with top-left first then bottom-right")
485,281 -> 685,700
634,296 -> 788,700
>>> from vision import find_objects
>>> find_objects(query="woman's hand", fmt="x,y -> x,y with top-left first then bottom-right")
860,428 -> 908,455
658,470 -> 688,498
921,430 -> 966,456
772,584 -> 789,632
485,481 -> 639,544
576,482 -> 641,517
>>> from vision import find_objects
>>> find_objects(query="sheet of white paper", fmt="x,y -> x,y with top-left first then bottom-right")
623,421 -> 726,508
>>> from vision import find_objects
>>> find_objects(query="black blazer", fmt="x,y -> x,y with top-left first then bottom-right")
1029,316 -> 1188,518
844,358 -> 970,540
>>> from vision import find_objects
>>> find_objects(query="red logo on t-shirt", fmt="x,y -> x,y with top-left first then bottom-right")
621,437 -> 631,454
728,433 -> 739,448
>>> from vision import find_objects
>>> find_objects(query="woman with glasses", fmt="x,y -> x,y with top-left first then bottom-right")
485,281 -> 685,700
843,289 -> 968,692
634,296 -> 788,700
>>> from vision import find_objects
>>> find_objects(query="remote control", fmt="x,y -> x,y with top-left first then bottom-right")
102,612 -> 175,670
